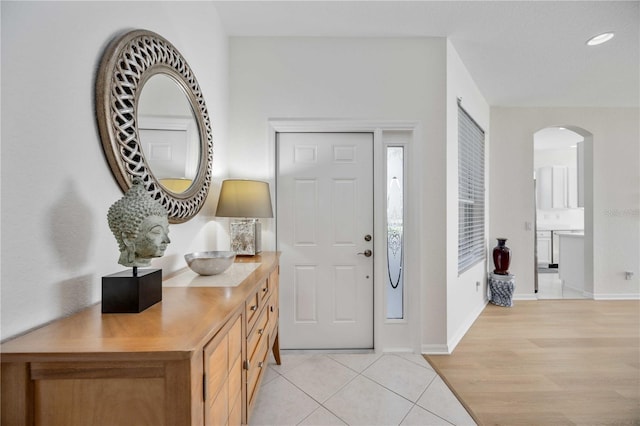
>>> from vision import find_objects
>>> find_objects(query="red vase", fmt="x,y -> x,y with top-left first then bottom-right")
492,238 -> 511,275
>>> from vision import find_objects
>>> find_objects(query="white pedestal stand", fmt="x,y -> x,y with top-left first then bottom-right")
488,273 -> 515,307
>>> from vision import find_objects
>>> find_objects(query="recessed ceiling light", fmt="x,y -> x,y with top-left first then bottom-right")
586,32 -> 615,46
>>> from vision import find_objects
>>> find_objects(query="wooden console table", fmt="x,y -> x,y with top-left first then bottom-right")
1,252 -> 280,426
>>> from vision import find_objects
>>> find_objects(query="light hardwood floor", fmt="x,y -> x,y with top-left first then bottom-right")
425,300 -> 640,425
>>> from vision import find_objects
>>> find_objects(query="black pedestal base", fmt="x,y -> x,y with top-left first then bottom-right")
102,269 -> 162,313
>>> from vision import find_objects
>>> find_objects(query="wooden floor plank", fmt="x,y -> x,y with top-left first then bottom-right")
425,300 -> 640,426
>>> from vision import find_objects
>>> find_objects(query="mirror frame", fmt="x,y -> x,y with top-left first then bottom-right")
96,29 -> 213,223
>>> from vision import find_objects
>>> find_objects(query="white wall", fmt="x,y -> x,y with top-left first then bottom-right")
1,1 -> 229,341
491,108 -> 640,299
228,37 -> 451,351
445,41 -> 491,351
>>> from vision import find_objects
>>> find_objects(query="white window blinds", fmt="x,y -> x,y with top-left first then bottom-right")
458,102 -> 485,274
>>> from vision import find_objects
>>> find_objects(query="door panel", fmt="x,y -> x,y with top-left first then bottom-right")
277,132 -> 374,349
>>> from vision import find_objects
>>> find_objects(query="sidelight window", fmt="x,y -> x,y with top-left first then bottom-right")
386,146 -> 404,319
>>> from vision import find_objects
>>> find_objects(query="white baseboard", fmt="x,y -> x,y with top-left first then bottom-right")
593,293 -> 640,300
515,292 -> 639,300
420,344 -> 450,355
513,294 -> 538,301
420,300 -> 488,355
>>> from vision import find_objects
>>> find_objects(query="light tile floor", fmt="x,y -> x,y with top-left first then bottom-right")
537,272 -> 587,299
250,352 -> 477,426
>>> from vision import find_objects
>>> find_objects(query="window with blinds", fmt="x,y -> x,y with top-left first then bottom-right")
458,102 -> 485,274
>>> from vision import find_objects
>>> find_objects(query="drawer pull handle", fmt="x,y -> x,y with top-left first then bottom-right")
258,361 -> 264,368
243,360 -> 250,370
262,287 -> 268,292
250,305 -> 258,312
258,328 -> 264,335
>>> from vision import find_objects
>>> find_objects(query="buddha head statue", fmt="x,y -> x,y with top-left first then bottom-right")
107,178 -> 171,267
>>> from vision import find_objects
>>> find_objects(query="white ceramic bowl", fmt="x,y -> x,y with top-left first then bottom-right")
184,251 -> 236,276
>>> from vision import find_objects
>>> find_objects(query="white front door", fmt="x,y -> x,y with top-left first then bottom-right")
277,132 -> 374,349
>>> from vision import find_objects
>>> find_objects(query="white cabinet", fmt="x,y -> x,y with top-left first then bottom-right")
536,166 -> 578,209
536,231 -> 552,265
558,233 -> 584,293
577,142 -> 584,208
551,166 -> 566,208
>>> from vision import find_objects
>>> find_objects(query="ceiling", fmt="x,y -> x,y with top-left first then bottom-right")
534,127 -> 584,151
212,0 -> 639,108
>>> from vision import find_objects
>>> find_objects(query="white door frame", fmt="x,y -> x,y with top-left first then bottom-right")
268,119 -> 420,353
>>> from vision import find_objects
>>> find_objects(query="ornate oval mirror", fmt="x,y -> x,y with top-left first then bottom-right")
96,29 -> 213,223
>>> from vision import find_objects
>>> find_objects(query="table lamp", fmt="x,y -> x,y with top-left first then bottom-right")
215,179 -> 274,255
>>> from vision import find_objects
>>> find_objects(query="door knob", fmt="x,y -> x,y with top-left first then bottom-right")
357,249 -> 372,257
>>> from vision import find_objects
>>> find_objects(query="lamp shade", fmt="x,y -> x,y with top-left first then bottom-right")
215,179 -> 274,218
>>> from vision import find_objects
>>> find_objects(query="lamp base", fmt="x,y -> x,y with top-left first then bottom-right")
230,219 -> 262,256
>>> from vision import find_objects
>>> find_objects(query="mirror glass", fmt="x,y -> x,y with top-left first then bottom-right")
137,74 -> 201,194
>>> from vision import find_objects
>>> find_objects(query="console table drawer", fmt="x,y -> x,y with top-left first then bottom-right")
247,301 -> 269,364
246,338 -> 269,414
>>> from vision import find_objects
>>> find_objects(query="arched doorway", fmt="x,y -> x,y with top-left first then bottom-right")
533,125 -> 593,299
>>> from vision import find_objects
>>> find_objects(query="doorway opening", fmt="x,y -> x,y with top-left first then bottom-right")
533,126 -> 591,299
